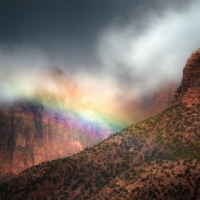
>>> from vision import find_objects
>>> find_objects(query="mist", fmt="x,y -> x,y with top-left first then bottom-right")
0,0 -> 200,124
97,0 -> 200,98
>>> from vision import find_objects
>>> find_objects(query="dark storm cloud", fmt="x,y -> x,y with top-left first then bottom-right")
0,0 -> 115,67
0,0 -> 190,40
0,0 -> 200,102
0,0 -> 191,68
96,0 -> 200,97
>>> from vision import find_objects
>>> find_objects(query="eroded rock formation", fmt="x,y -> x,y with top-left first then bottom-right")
0,101 -> 111,183
171,49 -> 200,107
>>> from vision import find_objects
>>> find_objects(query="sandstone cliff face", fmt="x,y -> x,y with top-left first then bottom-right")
145,83 -> 177,118
171,49 -> 200,107
0,101 -> 111,183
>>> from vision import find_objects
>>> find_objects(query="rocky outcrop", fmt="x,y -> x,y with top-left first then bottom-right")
171,49 -> 200,107
145,83 -> 177,118
0,101 -> 112,183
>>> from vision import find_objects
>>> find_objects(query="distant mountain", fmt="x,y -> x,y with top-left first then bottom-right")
1,49 -> 200,200
0,67 -> 178,184
0,100 -> 112,183
145,82 -> 178,118
0,68 -> 118,183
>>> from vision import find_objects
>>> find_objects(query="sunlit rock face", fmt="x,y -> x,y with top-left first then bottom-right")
172,49 -> 200,107
0,101 -> 113,183
0,67 -> 130,183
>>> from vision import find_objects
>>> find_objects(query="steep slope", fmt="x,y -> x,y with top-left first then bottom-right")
1,103 -> 200,200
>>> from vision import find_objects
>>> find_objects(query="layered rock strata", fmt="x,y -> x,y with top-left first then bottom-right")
0,101 -> 111,183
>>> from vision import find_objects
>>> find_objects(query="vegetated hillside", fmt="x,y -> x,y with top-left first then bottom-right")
1,103 -> 200,200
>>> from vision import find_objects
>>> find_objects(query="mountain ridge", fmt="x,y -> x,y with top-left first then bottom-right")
1,103 -> 200,199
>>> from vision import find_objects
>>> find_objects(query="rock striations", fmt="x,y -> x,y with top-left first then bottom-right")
0,101 -> 110,183
172,48 -> 200,107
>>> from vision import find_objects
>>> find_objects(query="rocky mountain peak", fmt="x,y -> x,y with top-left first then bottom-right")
171,48 -> 200,107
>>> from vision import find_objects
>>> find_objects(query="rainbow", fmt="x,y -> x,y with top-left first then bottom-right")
1,68 -> 133,137
25,94 -> 129,136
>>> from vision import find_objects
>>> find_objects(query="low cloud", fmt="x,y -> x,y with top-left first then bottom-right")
97,0 -> 200,98
0,0 -> 200,125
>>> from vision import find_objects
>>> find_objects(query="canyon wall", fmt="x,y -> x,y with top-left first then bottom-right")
0,101 -> 111,182
145,83 -> 178,118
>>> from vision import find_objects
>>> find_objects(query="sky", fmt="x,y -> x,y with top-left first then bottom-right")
0,0 -> 200,125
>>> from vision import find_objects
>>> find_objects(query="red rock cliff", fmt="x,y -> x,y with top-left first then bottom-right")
0,101 -> 112,183
171,49 -> 200,107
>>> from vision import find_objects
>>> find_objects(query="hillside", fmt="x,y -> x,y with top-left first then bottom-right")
1,49 -> 200,200
0,103 -> 200,200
